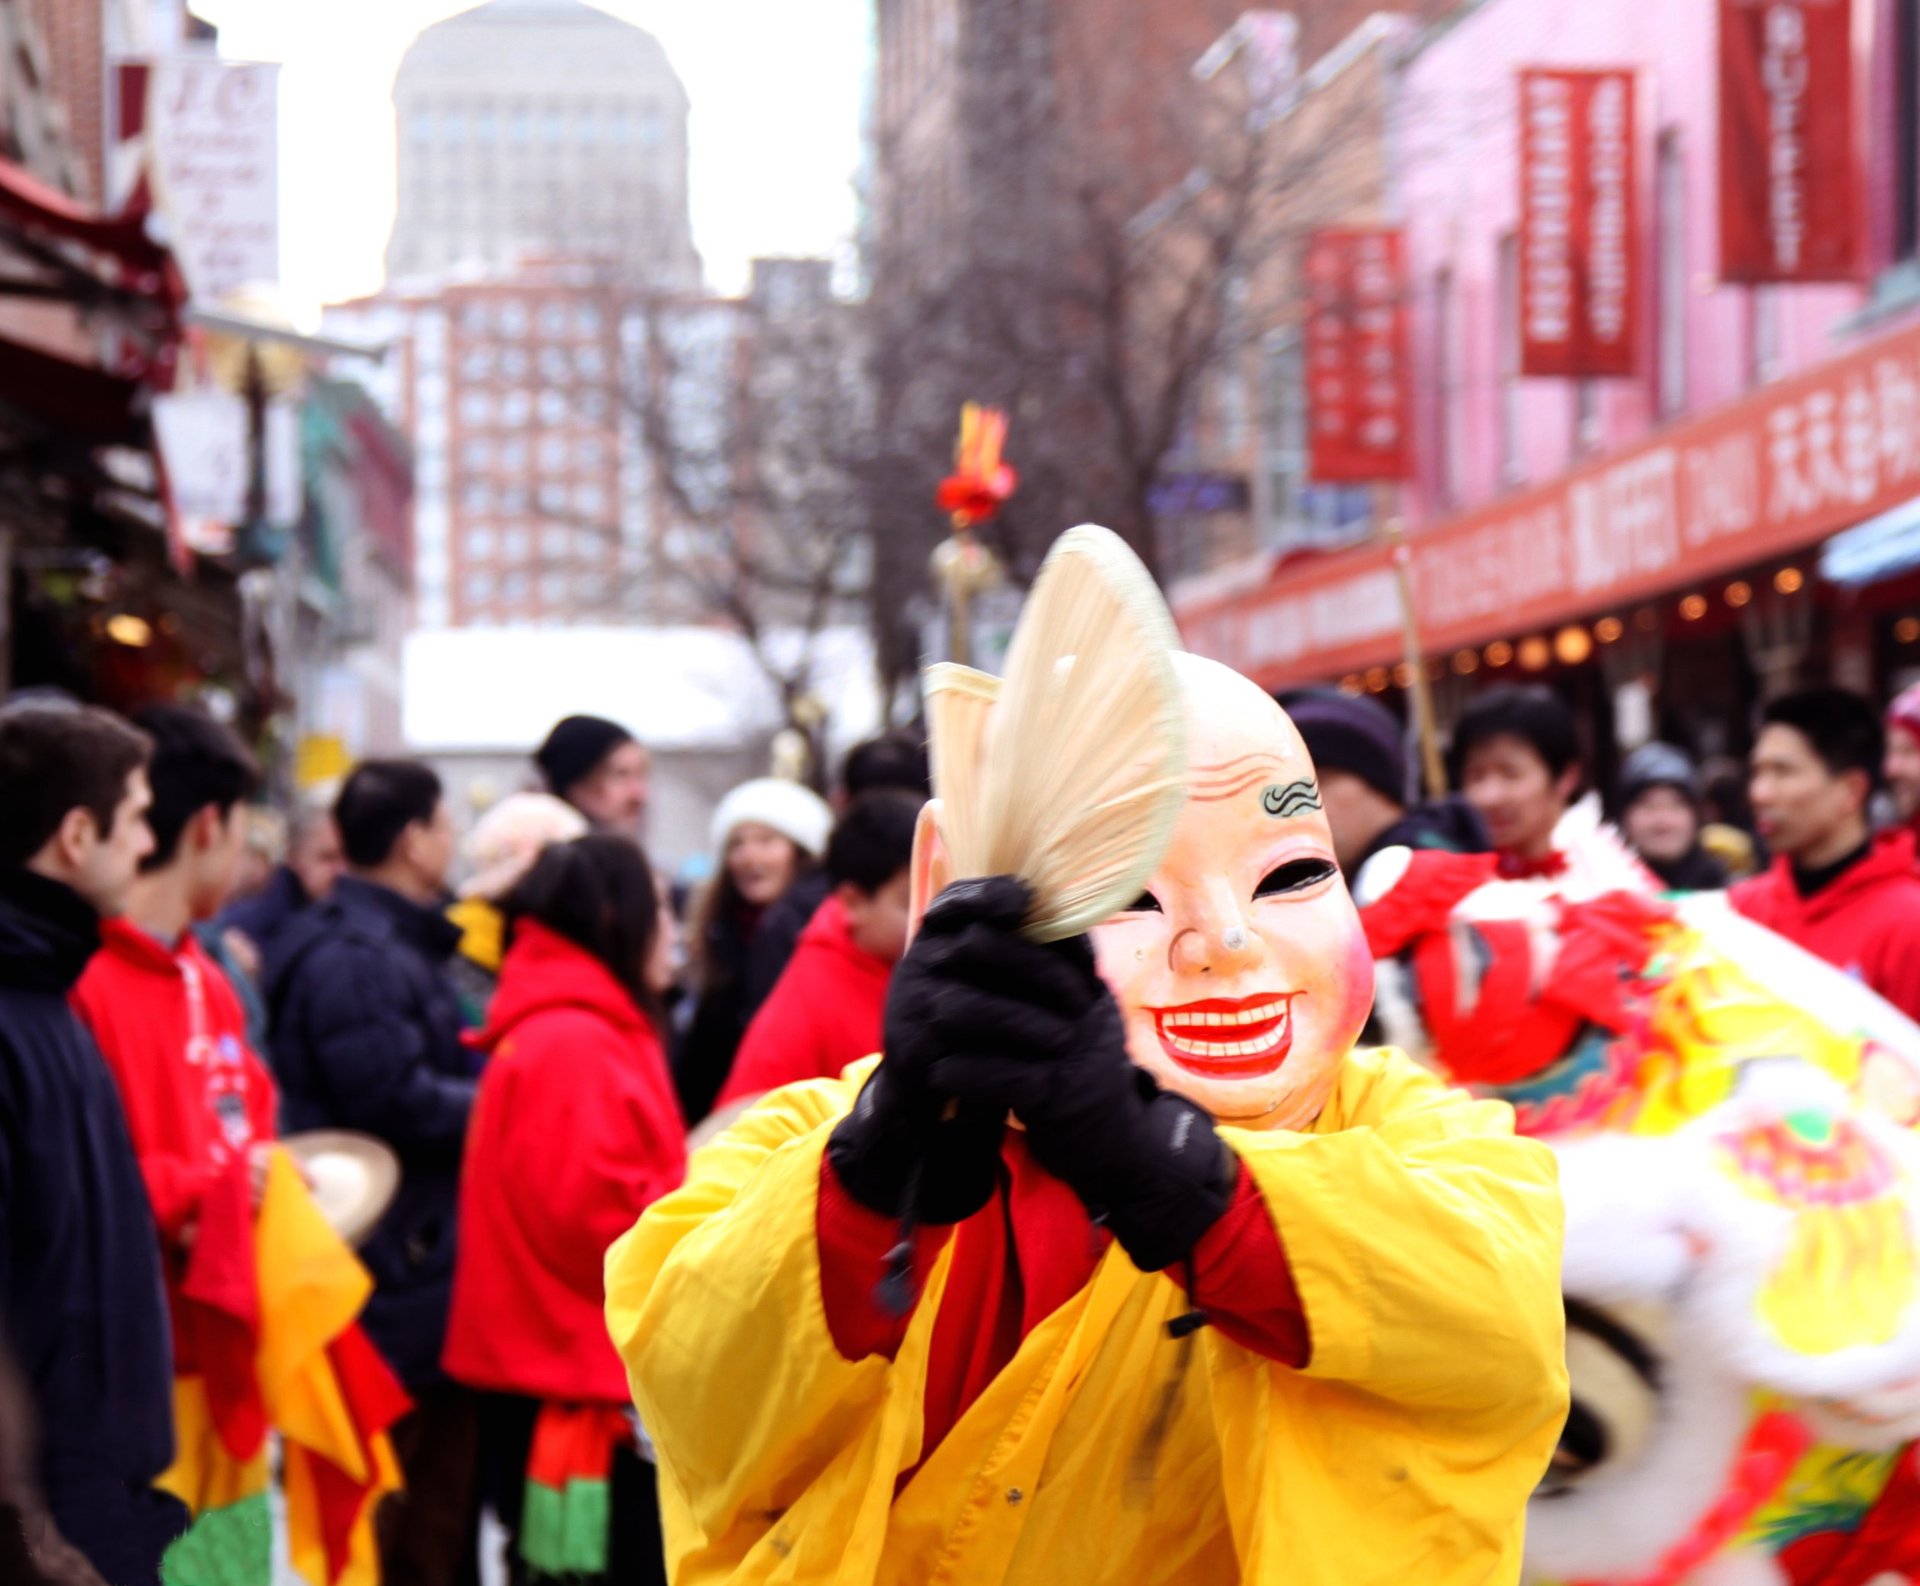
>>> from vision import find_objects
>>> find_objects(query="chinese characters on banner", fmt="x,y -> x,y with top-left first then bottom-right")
1305,228 -> 1411,482
1518,68 -> 1639,378
1718,0 -> 1862,282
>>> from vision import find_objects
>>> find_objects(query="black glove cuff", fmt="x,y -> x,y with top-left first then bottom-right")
1090,1094 -> 1234,1274
826,1073 -> 1004,1225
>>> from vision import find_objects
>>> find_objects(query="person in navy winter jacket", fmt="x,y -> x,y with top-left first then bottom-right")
0,703 -> 186,1586
267,759 -> 480,1586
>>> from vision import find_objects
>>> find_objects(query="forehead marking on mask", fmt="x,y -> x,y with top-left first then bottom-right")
1191,753 -> 1298,805
1261,781 -> 1323,819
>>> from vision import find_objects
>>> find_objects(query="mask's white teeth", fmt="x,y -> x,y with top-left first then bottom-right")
1161,1001 -> 1291,1038
1157,1010 -> 1292,1061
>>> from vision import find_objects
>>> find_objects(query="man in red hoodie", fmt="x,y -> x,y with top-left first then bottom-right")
1732,687 -> 1920,1023
74,705 -> 276,1242
719,790 -> 923,1108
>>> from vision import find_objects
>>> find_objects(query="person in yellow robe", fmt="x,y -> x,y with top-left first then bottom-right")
608,657 -> 1568,1585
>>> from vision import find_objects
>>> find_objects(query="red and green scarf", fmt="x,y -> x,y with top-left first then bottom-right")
521,1405 -> 634,1580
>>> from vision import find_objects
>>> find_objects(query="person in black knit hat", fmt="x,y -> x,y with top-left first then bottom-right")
1278,688 -> 1487,882
534,716 -> 650,837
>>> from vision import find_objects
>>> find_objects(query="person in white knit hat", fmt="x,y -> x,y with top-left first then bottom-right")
674,777 -> 832,1122
446,792 -> 589,1025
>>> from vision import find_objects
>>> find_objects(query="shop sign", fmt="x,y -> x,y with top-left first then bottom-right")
1718,0 -> 1863,283
1304,228 -> 1412,482
1518,68 -> 1640,377
1177,311 -> 1920,686
112,56 -> 280,303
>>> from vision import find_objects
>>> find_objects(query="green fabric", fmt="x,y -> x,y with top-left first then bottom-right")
522,1475 -> 611,1579
161,1493 -> 272,1586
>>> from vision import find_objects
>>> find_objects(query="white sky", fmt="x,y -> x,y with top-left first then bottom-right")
192,0 -> 870,314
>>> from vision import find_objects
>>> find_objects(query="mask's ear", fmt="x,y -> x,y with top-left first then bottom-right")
908,799 -> 955,945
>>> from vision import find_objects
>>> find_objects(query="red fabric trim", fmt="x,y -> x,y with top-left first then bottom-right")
526,1404 -> 629,1489
1574,1411 -> 1811,1586
815,1156 -> 950,1362
1359,851 -> 1500,958
175,1155 -> 264,1459
1189,1169 -> 1310,1367
1779,1442 -> 1920,1586
304,1328 -> 411,1581
1497,850 -> 1571,880
818,1135 -> 1310,1476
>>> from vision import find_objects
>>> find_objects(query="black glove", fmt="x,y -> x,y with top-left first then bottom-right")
843,876 -> 1234,1272
955,937 -> 1233,1274
825,877 -> 1035,1224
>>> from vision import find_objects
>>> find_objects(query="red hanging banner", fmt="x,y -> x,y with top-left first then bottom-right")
1305,227 -> 1411,483
1518,68 -> 1639,378
1718,0 -> 1862,283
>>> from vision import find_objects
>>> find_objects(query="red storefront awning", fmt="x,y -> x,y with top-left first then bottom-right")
0,332 -> 149,446
1177,309 -> 1920,688
0,157 -> 181,305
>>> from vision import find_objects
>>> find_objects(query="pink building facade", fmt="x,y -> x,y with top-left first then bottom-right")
1397,0 -> 1875,529
1178,0 -> 1920,763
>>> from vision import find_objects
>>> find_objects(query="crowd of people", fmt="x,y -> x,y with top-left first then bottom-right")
1290,678 -> 1920,1025
11,668 -> 1920,1585
0,694 -> 927,1586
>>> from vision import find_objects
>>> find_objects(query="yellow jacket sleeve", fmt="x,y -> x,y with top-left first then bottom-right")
1212,1048 -> 1569,1581
604,1066 -> 928,1582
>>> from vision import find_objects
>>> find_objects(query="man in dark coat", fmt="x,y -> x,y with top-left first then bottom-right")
1278,689 -> 1488,883
267,759 -> 479,1586
219,799 -> 342,980
0,703 -> 187,1585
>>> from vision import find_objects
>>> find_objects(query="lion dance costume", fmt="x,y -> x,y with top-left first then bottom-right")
1362,812 -> 1920,1586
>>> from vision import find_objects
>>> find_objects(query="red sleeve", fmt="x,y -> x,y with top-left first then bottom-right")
1187,1168 -> 1310,1367
138,1153 -> 220,1245
497,1015 -> 688,1297
816,1155 -> 950,1362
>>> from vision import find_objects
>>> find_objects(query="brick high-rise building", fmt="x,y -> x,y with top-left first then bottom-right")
385,0 -> 699,287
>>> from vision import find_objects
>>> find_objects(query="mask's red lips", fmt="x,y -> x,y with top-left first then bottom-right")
1149,993 -> 1300,1078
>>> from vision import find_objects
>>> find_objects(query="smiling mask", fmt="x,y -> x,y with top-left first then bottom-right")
913,652 -> 1377,1131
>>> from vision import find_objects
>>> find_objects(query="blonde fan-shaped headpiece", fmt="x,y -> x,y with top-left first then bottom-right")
924,524 -> 1188,941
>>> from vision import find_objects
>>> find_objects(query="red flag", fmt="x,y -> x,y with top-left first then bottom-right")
1718,0 -> 1863,283
1305,227 -> 1411,483
1518,68 -> 1640,378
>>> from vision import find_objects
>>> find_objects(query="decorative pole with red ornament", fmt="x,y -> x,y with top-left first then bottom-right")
931,403 -> 1017,668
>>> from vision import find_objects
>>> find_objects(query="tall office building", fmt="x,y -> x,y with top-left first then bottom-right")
385,0 -> 700,287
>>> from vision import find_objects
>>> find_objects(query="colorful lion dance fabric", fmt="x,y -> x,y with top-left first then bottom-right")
158,1151 -> 410,1586
1361,843 -> 1920,1586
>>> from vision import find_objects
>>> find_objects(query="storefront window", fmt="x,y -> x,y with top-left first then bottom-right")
1259,332 -> 1370,553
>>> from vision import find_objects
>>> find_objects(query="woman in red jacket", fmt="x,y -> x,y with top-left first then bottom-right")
442,833 -> 683,1586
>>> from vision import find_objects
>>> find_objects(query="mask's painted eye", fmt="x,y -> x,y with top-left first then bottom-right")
1126,891 -> 1164,913
1254,858 -> 1337,899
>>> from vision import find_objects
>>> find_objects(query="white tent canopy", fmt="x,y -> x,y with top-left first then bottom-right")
403,624 -> 882,756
